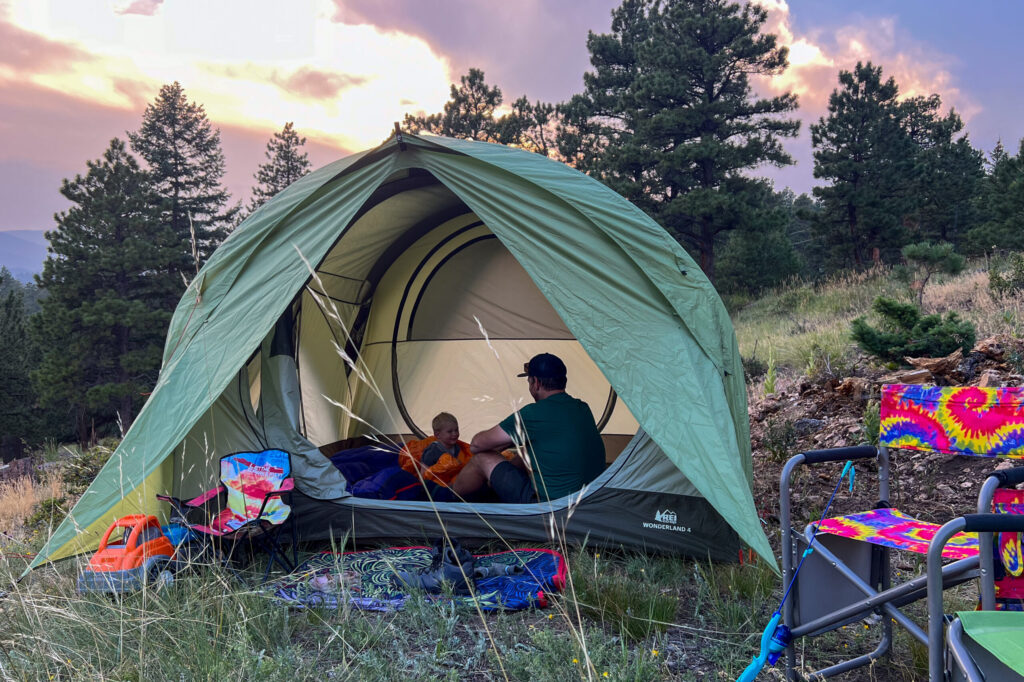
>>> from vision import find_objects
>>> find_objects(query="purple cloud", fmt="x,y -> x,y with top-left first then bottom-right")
271,66 -> 369,101
331,0 -> 619,103
115,0 -> 164,17
0,16 -> 93,73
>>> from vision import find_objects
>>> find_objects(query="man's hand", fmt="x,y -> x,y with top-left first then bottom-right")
470,424 -> 514,454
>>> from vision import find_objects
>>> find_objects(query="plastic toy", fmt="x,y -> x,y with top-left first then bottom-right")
76,514 -> 179,594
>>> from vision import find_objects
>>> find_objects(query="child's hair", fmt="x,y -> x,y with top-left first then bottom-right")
431,412 -> 458,432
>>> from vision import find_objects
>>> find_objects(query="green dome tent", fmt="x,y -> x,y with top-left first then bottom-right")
28,132 -> 772,573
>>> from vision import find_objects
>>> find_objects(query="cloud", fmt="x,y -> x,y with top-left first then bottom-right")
204,63 -> 369,101
753,1 -> 979,122
0,15 -> 94,73
330,0 -> 619,103
114,0 -> 163,17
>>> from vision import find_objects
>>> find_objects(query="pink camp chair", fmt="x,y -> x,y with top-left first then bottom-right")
157,449 -> 297,582
778,384 -> 1024,680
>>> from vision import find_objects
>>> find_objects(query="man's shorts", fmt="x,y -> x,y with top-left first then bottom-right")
489,460 -> 537,504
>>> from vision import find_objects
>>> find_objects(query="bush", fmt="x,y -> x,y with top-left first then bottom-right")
742,354 -> 768,382
851,297 -> 976,364
62,438 -> 118,496
25,496 -> 68,534
989,252 -> 1024,298
764,418 -> 797,462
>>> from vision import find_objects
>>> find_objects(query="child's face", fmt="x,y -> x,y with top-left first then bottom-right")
434,423 -> 459,448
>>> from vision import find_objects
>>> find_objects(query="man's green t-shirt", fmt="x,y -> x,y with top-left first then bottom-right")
498,392 -> 606,501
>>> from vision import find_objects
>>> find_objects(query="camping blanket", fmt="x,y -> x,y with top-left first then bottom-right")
817,508 -> 979,560
269,546 -> 567,612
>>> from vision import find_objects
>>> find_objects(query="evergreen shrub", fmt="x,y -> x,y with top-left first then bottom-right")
851,297 -> 975,365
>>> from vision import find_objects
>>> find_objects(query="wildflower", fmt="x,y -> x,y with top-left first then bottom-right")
651,649 -> 659,657
595,553 -> 600,558
548,614 -> 554,619
573,658 -> 578,664
603,673 -> 609,678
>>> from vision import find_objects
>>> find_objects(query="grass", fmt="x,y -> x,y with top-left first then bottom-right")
734,262 -> 1016,375
2,258 -> 1018,679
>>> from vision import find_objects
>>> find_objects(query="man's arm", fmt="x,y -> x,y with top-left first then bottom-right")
469,424 -> 514,454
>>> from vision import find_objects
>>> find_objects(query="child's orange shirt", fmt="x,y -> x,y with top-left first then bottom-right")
398,437 -> 473,487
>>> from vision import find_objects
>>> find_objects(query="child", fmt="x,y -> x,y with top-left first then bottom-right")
398,412 -> 473,488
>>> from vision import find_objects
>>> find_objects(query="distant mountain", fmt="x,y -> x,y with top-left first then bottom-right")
0,230 -> 49,282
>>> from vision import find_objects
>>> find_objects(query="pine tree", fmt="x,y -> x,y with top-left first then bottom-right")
811,63 -> 916,267
248,122 -> 312,213
129,82 -> 237,268
900,96 -> 984,246
557,0 -> 800,283
966,140 -> 1024,253
31,138 -> 181,445
404,69 -> 504,142
0,276 -> 34,453
716,185 -> 802,296
403,68 -> 558,154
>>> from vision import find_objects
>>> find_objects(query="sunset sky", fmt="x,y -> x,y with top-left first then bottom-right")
2,0 -> 1022,236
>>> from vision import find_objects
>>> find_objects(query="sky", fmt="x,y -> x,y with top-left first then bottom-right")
1,0 -> 1022,236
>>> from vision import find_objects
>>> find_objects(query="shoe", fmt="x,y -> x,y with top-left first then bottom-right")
394,538 -> 475,594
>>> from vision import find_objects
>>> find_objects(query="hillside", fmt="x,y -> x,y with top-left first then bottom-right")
736,263 -> 1024,532
0,230 -> 48,282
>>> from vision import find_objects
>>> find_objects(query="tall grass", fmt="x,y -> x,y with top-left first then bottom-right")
0,470 -> 63,538
733,262 -> 1015,374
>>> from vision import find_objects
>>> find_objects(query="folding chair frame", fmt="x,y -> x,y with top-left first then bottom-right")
927,500 -> 1024,681
157,453 -> 300,584
780,445 -> 1024,680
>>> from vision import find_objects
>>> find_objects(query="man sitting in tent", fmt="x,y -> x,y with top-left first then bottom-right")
449,353 -> 605,503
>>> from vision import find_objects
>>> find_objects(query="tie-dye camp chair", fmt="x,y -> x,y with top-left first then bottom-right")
157,449 -> 298,582
778,384 -> 1024,681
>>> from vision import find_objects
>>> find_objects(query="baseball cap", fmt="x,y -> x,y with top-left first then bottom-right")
517,353 -> 567,379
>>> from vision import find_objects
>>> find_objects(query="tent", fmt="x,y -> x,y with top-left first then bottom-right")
29,132 -> 772,573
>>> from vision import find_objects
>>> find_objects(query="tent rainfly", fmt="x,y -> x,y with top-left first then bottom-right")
29,132 -> 773,574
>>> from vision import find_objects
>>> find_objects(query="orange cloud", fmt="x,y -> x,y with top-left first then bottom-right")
752,0 -> 980,122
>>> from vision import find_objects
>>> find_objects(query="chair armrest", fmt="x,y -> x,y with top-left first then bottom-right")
264,478 -> 295,498
991,465 -> 1024,488
800,445 -> 877,465
184,484 -> 225,507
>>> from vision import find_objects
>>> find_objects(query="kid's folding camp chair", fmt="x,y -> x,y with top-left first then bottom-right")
157,449 -> 298,582
927,505 -> 1024,680
779,384 -> 1024,680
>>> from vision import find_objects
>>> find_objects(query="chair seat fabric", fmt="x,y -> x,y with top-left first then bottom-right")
220,450 -> 291,531
817,508 -> 979,559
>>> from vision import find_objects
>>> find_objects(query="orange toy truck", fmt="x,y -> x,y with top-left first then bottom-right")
77,514 -> 180,594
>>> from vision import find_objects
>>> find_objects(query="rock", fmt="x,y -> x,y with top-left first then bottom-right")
0,456 -> 33,482
973,337 -> 1006,359
905,348 -> 963,377
978,370 -> 1003,388
793,418 -> 825,436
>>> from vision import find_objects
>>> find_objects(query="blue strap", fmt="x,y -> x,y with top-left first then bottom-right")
738,459 -> 856,682
737,612 -> 781,682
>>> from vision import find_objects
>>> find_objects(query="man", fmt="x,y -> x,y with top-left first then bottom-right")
450,353 -> 605,503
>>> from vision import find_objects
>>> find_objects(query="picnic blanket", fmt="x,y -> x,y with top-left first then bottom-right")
268,546 -> 567,612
